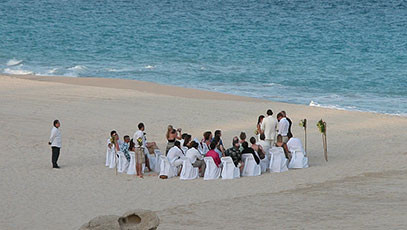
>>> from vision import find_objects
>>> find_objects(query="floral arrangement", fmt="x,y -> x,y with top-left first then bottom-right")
137,137 -> 143,147
317,119 -> 326,134
299,119 -> 307,128
317,119 -> 328,162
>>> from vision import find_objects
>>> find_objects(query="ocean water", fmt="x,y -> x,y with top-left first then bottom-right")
1,0 -> 406,115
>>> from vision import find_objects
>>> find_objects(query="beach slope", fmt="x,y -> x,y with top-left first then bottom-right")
0,75 -> 406,229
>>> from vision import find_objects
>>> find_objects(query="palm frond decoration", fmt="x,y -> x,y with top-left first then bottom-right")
317,119 -> 328,162
299,119 -> 307,153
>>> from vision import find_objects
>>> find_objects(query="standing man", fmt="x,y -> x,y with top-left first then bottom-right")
261,109 -> 278,146
281,111 -> 293,137
277,112 -> 290,143
48,120 -> 61,169
133,122 -> 159,172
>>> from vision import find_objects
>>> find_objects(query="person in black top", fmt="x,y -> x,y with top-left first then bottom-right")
281,111 -> 293,137
241,141 -> 260,165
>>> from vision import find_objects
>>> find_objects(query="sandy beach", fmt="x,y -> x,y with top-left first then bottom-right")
1,74 -> 406,230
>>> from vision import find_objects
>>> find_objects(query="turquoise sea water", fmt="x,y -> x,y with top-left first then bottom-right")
1,0 -> 406,115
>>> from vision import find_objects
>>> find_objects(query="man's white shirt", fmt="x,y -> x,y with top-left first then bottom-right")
49,127 -> 61,148
133,130 -> 146,148
278,117 -> 289,136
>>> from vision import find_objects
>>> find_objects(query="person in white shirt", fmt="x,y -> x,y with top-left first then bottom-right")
186,141 -> 206,177
167,141 -> 184,169
277,112 -> 290,143
133,122 -> 158,172
260,109 -> 278,146
48,120 -> 61,169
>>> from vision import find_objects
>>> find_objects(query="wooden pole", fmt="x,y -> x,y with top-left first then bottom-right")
115,153 -> 118,175
304,126 -> 307,153
324,122 -> 328,161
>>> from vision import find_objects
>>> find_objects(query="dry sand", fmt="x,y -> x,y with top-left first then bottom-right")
0,74 -> 406,229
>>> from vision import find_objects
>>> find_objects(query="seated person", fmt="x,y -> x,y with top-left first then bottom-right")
275,134 -> 291,159
120,135 -> 131,162
186,141 -> 206,177
167,141 -> 184,168
225,136 -> 242,168
201,131 -> 212,155
241,141 -> 260,165
239,132 -> 246,152
205,140 -> 221,167
213,136 -> 224,159
286,133 -> 305,154
249,136 -> 265,160
181,134 -> 192,153
257,133 -> 270,156
179,132 -> 188,147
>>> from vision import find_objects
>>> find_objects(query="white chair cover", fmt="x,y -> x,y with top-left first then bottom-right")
181,146 -> 189,155
241,154 -> 261,176
203,157 -> 221,180
221,157 -> 240,179
269,147 -> 288,172
109,148 -> 117,169
106,145 -> 116,167
201,142 -> 210,155
259,153 -> 270,173
105,146 -> 111,167
180,159 -> 199,180
117,151 -> 129,173
288,150 -> 309,169
127,151 -> 136,175
159,155 -> 177,178
154,149 -> 163,173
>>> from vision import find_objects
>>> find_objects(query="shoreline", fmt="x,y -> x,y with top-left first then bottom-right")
5,73 -> 405,118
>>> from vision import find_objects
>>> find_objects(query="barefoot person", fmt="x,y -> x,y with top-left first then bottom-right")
129,140 -> 145,178
48,120 -> 61,169
133,122 -> 158,172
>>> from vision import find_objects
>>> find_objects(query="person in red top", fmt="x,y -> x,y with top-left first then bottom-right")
205,140 -> 221,167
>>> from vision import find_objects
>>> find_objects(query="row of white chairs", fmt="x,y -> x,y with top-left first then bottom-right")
105,146 -> 161,175
106,146 -> 308,179
158,147 -> 308,180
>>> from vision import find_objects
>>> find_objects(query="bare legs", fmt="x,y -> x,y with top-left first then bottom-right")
136,163 -> 143,178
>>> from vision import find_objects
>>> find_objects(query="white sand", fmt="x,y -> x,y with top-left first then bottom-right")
0,74 -> 406,229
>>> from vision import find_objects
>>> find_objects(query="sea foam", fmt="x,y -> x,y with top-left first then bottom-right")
6,59 -> 23,66
4,68 -> 33,75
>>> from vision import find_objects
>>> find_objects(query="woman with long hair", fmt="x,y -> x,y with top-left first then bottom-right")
256,115 -> 265,140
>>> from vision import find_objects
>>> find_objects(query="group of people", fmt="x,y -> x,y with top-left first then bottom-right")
104,109 -> 308,179
106,122 -> 159,178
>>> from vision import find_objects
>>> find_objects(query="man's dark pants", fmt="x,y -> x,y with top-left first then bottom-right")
51,147 -> 60,167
